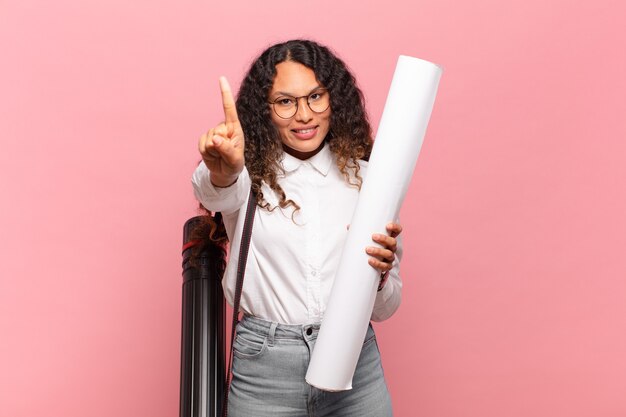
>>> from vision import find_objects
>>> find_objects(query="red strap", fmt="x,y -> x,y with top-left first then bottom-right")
181,239 -> 200,252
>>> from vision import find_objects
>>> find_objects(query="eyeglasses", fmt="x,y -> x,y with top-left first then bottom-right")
268,89 -> 330,119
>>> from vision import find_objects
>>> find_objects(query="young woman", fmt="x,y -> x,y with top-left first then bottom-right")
192,39 -> 403,416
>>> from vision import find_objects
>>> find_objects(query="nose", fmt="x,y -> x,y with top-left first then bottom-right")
294,97 -> 312,122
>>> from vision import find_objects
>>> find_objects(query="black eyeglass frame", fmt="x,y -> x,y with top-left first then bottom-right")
267,88 -> 330,119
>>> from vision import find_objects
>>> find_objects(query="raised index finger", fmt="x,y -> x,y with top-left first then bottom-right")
219,76 -> 239,123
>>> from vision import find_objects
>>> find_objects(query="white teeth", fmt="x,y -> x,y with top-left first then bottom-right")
295,128 -> 315,133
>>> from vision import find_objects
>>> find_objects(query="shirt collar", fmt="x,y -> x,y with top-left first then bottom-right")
280,143 -> 333,176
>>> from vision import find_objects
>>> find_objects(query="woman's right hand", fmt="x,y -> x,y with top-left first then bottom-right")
198,76 -> 245,187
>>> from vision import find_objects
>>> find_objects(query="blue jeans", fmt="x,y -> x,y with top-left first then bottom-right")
228,315 -> 393,417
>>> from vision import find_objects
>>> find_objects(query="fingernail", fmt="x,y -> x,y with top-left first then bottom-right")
212,136 -> 223,145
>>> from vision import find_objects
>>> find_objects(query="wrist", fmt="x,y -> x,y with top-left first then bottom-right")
210,173 -> 238,188
377,270 -> 389,292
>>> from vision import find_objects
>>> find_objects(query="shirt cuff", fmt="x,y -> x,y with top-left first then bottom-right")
191,162 -> 250,214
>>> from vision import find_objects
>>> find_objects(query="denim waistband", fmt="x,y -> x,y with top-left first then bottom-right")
239,315 -> 321,341
239,315 -> 374,345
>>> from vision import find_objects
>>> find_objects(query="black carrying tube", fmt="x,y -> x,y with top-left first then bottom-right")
180,216 -> 226,417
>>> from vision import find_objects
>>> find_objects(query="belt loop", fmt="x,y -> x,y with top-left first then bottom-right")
268,322 -> 278,346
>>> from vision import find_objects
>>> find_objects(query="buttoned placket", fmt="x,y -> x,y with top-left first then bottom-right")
300,162 -> 323,323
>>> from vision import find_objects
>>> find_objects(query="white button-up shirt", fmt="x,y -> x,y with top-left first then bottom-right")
192,144 -> 402,325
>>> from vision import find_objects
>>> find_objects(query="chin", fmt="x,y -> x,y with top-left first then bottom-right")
282,139 -> 326,159
298,141 -> 324,152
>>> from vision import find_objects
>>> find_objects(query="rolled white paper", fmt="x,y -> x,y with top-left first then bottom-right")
305,55 -> 443,391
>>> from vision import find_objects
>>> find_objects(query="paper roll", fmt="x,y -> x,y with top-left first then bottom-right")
305,55 -> 443,391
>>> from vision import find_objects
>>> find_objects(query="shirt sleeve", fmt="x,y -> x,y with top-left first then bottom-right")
370,231 -> 403,322
191,162 -> 251,215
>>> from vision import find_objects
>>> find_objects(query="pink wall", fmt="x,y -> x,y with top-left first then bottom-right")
2,0 -> 625,415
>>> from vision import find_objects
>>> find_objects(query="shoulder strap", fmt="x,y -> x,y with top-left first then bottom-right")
223,187 -> 256,417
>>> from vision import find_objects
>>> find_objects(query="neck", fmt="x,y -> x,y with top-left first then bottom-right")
282,142 -> 325,160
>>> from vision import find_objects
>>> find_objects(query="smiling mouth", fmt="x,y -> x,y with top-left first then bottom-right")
292,127 -> 317,134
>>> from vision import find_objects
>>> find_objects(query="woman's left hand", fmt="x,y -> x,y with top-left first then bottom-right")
366,222 -> 403,274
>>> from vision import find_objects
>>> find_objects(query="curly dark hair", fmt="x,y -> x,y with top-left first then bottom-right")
236,39 -> 373,212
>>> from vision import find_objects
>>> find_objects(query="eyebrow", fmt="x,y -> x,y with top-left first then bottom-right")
271,85 -> 324,98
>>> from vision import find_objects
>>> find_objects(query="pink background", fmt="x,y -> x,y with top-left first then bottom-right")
1,0 -> 625,416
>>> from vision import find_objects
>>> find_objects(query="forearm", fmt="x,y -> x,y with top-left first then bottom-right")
370,232 -> 404,321
371,267 -> 402,321
191,161 -> 251,214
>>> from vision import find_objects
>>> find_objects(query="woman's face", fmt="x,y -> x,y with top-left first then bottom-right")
269,61 -> 331,160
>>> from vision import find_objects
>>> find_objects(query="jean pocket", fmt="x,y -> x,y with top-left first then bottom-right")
362,325 -> 377,348
233,331 -> 268,359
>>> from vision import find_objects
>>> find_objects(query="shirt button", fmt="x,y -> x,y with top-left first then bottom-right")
306,328 -> 313,336
311,271 -> 317,277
